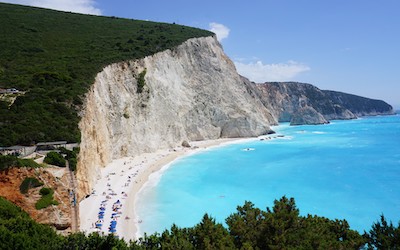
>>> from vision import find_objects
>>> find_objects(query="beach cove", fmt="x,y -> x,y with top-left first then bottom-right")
79,138 -> 258,241
80,114 -> 400,240
136,115 -> 400,235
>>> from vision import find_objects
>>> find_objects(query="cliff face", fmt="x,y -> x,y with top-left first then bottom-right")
77,36 -> 276,198
323,90 -> 395,117
256,82 -> 394,125
76,36 -> 394,198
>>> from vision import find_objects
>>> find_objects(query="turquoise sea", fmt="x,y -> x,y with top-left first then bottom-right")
136,114 -> 400,235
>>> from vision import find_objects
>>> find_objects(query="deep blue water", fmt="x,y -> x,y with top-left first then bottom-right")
136,114 -> 400,235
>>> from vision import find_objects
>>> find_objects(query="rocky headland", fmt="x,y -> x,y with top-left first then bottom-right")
256,81 -> 394,125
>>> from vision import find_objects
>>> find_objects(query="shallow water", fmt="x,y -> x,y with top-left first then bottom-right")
136,114 -> 400,235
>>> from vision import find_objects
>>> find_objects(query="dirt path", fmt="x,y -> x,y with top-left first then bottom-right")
67,161 -> 79,232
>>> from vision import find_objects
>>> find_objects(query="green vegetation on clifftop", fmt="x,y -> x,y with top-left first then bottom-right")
0,3 -> 213,146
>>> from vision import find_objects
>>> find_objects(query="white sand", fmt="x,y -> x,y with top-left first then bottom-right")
79,137 -> 263,241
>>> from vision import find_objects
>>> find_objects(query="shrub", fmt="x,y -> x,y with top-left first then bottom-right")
68,158 -> 77,172
59,147 -> 76,159
58,147 -> 78,171
16,158 -> 41,168
136,69 -> 147,93
0,155 -> 41,170
0,155 -> 18,171
44,151 -> 66,167
35,187 -> 58,210
39,187 -> 51,196
20,177 -> 43,194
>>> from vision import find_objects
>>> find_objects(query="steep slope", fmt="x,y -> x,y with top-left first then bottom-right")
256,82 -> 393,125
0,3 -> 212,146
323,90 -> 394,116
0,167 -> 73,232
77,36 -> 276,198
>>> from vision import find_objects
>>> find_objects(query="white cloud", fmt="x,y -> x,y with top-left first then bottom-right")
234,60 -> 310,83
209,22 -> 230,42
3,0 -> 102,15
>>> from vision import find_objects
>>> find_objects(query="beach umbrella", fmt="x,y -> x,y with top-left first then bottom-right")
100,207 -> 105,211
98,211 -> 104,214
110,229 -> 116,233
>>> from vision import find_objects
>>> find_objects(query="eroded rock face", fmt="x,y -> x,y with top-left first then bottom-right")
77,36 -> 276,198
256,82 -> 394,125
0,167 -> 73,234
290,106 -> 329,125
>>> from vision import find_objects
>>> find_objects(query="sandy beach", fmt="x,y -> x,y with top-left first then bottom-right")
79,137 -> 257,241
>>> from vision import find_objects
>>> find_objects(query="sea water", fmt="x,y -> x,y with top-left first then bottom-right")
136,114 -> 400,235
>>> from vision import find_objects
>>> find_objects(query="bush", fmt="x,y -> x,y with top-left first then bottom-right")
136,69 -> 147,93
59,147 -> 76,158
20,177 -> 43,194
16,158 -> 41,168
44,151 -> 66,167
0,155 -> 41,170
39,187 -> 51,196
58,147 -> 78,171
35,187 -> 58,210
0,155 -> 18,171
68,158 -> 77,172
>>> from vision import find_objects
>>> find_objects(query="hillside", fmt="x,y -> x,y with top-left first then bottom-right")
256,81 -> 394,125
0,167 -> 73,232
0,3 -> 213,146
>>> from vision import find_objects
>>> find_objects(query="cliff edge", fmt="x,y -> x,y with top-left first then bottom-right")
77,36 -> 276,198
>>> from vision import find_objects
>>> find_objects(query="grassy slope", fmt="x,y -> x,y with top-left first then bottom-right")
0,3 -> 213,146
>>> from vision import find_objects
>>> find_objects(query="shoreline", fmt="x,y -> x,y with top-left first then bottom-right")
79,137 -> 259,241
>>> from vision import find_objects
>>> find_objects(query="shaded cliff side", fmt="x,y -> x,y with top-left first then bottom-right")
77,36 -> 276,198
256,82 -> 394,125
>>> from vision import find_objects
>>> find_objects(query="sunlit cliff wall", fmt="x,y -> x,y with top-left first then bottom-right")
76,36 -> 277,198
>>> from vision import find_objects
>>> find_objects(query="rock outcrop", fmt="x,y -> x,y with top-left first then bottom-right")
77,36 -> 276,198
0,167 -> 73,234
256,82 -> 394,125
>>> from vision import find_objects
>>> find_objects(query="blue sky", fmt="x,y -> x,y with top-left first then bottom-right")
3,0 -> 400,108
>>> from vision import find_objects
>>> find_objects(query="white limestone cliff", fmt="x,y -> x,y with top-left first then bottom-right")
76,36 -> 277,198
